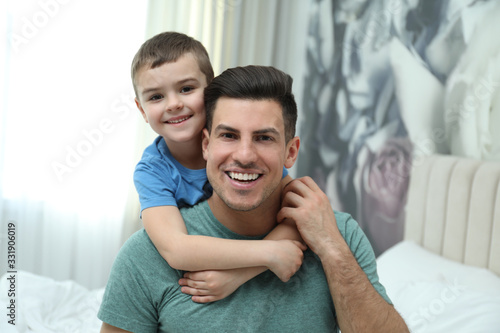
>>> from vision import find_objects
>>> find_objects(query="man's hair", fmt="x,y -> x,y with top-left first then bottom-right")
204,66 -> 297,142
131,31 -> 214,97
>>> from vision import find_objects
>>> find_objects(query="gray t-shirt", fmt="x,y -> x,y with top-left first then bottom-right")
98,200 -> 391,332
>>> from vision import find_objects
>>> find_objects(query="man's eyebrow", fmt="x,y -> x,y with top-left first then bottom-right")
214,124 -> 281,136
253,128 -> 281,136
214,124 -> 238,133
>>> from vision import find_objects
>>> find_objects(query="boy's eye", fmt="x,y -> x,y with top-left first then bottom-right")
180,86 -> 194,93
149,94 -> 163,101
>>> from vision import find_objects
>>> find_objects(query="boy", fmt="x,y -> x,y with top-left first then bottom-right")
131,32 -> 304,303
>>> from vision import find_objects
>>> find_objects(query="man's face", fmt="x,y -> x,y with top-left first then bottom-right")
203,97 -> 298,212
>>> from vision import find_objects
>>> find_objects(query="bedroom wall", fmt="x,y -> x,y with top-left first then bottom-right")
296,0 -> 500,255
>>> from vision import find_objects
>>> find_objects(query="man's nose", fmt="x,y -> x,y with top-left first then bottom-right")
233,139 -> 258,165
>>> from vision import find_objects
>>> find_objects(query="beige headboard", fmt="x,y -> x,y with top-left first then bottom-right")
404,154 -> 500,276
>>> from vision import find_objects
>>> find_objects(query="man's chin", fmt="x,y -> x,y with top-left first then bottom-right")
224,200 -> 259,212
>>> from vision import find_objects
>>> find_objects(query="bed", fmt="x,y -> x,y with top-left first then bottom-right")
376,154 -> 500,332
1,154 -> 499,332
0,271 -> 104,332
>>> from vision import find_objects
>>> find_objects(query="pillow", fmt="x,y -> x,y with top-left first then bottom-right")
377,241 -> 500,333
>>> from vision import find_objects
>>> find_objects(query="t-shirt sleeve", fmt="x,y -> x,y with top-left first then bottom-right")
134,157 -> 179,212
98,230 -> 182,331
335,212 -> 392,305
282,166 -> 288,178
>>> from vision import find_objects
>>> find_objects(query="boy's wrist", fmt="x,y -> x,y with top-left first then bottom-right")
259,240 -> 280,270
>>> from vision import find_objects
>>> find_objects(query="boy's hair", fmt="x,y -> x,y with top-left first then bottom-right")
204,66 -> 298,143
131,31 -> 214,97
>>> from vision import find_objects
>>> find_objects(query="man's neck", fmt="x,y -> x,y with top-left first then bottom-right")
207,192 -> 282,237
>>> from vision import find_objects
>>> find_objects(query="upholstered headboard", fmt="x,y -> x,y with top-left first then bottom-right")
404,154 -> 500,276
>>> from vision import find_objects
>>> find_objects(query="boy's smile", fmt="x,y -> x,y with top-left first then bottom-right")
134,53 -> 207,158
165,115 -> 193,125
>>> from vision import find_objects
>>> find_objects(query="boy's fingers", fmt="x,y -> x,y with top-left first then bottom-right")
179,276 -> 205,290
293,240 -> 307,251
181,285 -> 208,295
192,295 -> 217,303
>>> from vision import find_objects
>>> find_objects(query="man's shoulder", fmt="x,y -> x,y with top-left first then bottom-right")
118,229 -> 154,255
114,229 -> 180,275
179,200 -> 209,222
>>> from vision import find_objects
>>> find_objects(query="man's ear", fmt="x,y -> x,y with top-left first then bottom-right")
135,97 -> 149,123
202,128 -> 210,161
284,136 -> 300,169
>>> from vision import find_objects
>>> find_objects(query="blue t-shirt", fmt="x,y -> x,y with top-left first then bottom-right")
134,136 -> 212,211
134,136 -> 288,213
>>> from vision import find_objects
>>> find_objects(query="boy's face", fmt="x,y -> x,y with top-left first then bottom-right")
134,53 -> 207,146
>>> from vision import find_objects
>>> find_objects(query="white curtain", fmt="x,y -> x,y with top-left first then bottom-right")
0,0 -> 148,289
0,0 -> 311,290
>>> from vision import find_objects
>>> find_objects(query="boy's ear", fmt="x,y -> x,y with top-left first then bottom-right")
135,97 -> 149,123
284,136 -> 300,169
202,128 -> 210,161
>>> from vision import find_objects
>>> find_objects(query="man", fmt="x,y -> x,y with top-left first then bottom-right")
99,65 -> 409,332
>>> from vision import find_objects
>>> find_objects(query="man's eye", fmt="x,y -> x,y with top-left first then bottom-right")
257,135 -> 273,141
220,133 -> 235,139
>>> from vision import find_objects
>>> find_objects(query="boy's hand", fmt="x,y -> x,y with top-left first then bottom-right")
179,268 -> 262,303
179,239 -> 307,303
266,239 -> 307,282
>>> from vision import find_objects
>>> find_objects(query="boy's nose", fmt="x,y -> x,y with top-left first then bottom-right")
166,96 -> 183,112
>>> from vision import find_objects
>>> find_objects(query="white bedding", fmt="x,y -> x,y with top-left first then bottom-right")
0,271 -> 103,333
377,241 -> 500,333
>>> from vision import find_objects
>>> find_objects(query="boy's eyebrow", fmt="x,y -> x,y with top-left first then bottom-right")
177,77 -> 200,85
140,86 -> 161,96
140,77 -> 201,96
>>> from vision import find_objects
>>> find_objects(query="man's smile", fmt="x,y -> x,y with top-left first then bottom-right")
227,171 -> 261,182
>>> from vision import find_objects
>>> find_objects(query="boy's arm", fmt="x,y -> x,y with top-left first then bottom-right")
179,219 -> 303,303
178,176 -> 305,303
142,205 -> 304,281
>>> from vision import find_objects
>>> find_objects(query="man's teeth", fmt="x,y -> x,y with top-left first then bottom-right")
228,172 -> 259,181
167,116 -> 190,124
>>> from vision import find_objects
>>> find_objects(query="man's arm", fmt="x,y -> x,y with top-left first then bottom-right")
278,177 -> 409,333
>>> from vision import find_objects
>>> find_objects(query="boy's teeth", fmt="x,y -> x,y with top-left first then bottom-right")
229,172 -> 259,181
167,116 -> 190,124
